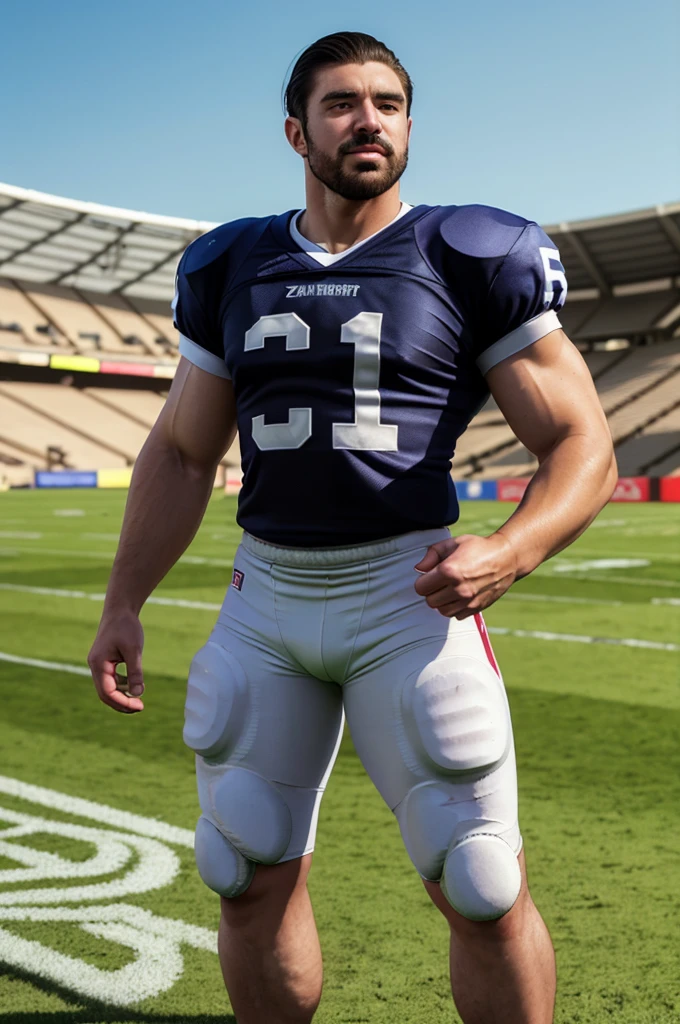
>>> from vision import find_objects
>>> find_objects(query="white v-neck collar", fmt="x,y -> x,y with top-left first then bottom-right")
289,203 -> 413,266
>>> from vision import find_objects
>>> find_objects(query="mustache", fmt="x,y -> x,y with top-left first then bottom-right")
338,134 -> 394,157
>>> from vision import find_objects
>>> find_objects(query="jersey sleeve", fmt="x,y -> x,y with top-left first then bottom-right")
476,222 -> 567,375
172,245 -> 230,379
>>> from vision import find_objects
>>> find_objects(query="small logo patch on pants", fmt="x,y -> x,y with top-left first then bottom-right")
231,568 -> 245,591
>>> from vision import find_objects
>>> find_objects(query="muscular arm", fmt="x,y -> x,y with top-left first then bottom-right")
89,358 -> 237,711
415,330 -> 618,617
489,328 -> 618,576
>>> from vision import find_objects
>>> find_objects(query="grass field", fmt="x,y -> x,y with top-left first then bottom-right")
0,488 -> 678,1023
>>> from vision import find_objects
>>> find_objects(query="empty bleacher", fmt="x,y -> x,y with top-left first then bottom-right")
83,387 -> 165,428
0,385 -> 127,469
614,405 -> 680,476
0,278 -> 178,358
0,278 -> 69,348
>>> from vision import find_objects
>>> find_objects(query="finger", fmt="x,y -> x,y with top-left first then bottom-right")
120,645 -> 144,697
426,581 -> 477,609
413,539 -> 456,573
92,657 -> 144,714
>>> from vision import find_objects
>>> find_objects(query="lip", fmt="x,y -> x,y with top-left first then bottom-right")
347,145 -> 387,155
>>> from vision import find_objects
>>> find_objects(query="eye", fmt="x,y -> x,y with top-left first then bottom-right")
379,104 -> 398,112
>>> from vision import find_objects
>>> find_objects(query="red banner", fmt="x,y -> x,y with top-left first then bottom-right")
610,477 -> 650,502
497,478 -> 530,502
660,477 -> 680,502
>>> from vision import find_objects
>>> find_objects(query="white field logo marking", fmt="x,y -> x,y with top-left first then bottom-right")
0,775 -> 215,1007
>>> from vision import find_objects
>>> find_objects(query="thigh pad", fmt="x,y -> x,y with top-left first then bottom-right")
403,654 -> 510,777
183,641 -> 250,761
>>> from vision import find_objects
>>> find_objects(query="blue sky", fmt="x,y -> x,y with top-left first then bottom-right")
1,0 -> 678,226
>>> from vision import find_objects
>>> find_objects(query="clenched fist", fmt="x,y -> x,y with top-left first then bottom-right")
414,533 -> 518,619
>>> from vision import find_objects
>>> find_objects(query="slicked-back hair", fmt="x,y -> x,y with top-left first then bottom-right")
284,32 -> 413,129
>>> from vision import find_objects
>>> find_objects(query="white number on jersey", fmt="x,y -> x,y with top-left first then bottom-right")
244,312 -> 399,452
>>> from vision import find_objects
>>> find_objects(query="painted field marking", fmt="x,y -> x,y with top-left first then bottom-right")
0,776 -> 193,847
537,573 -> 680,588
0,776 -> 213,1006
0,583 -> 222,611
651,597 -> 680,607
487,627 -> 677,652
0,652 -> 91,676
553,558 -> 650,573
559,549 -> 680,562
0,532 -> 42,540
53,509 -> 85,517
0,546 -> 233,568
505,592 -> 624,607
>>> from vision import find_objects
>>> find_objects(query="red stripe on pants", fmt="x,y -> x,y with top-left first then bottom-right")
474,612 -> 500,677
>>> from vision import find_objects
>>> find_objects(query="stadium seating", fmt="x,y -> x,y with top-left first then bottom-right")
0,183 -> 678,481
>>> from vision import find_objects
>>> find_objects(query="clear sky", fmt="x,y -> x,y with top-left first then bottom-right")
1,0 -> 678,226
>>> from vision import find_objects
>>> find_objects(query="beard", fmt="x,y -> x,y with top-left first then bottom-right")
305,130 -> 408,200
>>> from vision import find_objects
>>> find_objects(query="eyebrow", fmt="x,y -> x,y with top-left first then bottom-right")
319,89 -> 405,105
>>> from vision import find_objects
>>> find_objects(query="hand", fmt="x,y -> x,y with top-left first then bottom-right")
414,533 -> 518,619
88,610 -> 145,714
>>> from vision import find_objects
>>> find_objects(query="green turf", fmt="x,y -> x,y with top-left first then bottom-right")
0,490 -> 678,1022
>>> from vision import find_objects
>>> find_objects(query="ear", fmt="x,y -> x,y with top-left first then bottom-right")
406,116 -> 413,144
285,116 -> 308,157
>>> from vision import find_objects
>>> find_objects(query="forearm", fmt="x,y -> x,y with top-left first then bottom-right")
495,433 -> 618,578
103,437 -> 218,616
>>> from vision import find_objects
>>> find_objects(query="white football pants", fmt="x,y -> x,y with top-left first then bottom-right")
184,528 -> 522,879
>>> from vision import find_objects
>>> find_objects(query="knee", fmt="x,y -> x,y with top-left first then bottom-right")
193,767 -> 293,898
220,856 -> 312,926
441,831 -> 522,921
399,785 -> 521,922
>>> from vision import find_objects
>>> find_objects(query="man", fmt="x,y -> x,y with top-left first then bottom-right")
89,31 -> 617,1024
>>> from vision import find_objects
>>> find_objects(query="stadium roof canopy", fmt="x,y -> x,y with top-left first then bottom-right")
1,181 -> 679,319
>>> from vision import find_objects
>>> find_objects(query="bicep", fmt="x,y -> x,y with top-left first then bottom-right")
486,329 -> 612,461
153,357 -> 237,467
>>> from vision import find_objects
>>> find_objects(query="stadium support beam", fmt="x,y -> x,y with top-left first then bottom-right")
0,210 -> 87,272
116,242 -> 191,294
51,222 -> 136,285
658,213 -> 680,256
560,226 -> 611,296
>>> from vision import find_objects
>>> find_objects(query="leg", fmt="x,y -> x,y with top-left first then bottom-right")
424,849 -> 556,1024
183,545 -> 344,1022
219,854 -> 323,1024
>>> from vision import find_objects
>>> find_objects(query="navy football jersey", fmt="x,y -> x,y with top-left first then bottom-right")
173,204 -> 567,546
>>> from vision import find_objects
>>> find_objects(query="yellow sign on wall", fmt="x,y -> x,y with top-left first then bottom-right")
97,468 -> 133,489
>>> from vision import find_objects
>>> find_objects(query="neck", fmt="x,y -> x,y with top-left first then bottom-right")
298,173 -> 402,254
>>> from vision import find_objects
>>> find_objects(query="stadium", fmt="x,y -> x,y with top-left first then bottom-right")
0,180 -> 678,1023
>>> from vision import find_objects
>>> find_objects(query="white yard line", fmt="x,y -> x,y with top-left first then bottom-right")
0,546 -> 233,568
0,583 -> 222,611
0,652 -> 91,676
536,572 -> 680,588
505,592 -> 624,607
486,627 -> 677,652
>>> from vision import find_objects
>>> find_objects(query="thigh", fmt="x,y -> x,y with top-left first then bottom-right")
184,544 -> 344,861
343,615 -> 521,880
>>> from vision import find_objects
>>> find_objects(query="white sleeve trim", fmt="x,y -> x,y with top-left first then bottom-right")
179,334 -> 231,379
476,310 -> 562,375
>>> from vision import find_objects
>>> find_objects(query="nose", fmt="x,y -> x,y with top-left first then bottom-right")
353,98 -> 382,138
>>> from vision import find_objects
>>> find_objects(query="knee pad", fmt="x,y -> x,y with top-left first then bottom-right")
194,766 -> 293,898
194,815 -> 255,898
441,832 -> 521,921
403,655 -> 511,777
183,642 -> 250,761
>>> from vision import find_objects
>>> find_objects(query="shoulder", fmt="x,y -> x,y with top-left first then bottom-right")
435,203 -> 539,260
180,215 -> 276,275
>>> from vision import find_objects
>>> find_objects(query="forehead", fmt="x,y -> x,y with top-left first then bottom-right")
308,61 -> 405,102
